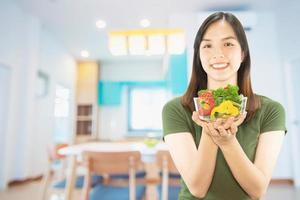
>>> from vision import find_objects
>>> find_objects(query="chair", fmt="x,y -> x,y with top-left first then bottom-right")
40,143 -> 69,200
40,143 -> 103,200
82,151 -> 146,200
156,150 -> 181,200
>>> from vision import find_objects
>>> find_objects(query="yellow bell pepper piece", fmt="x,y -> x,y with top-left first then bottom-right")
210,100 -> 240,120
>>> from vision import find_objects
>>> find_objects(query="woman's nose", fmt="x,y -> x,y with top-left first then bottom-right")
212,54 -> 225,59
212,47 -> 225,59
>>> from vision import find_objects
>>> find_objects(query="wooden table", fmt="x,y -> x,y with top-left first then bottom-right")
58,141 -> 168,200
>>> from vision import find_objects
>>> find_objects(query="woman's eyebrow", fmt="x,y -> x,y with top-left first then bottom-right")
222,36 -> 237,41
202,36 -> 237,42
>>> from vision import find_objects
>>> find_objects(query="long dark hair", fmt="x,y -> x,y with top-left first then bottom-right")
181,12 -> 260,122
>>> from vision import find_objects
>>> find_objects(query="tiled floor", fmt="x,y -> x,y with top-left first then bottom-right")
0,180 -> 300,200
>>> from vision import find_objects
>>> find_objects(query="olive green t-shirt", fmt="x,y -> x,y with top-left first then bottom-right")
162,95 -> 287,200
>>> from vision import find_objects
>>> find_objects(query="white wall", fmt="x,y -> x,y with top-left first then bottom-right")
246,1 -> 300,185
100,59 -> 164,81
38,27 -> 77,144
247,12 -> 292,179
0,0 -> 76,189
31,26 -> 77,177
0,65 -> 12,189
0,0 -> 40,187
98,88 -> 129,140
272,1 -> 300,185
271,2 -> 300,62
248,13 -> 285,103
240,7 -> 300,182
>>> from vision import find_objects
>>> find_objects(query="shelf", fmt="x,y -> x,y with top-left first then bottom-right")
76,104 -> 93,135
76,121 -> 92,135
75,62 -> 99,140
77,116 -> 92,121
77,105 -> 92,116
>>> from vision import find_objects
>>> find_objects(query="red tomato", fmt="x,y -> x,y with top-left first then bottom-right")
197,91 -> 215,116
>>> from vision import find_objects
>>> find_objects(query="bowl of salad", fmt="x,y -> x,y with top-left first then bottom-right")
193,84 -> 247,121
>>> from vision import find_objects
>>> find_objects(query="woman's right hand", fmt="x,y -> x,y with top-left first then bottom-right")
192,111 -> 224,138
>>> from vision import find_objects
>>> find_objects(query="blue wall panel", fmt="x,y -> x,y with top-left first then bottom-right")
98,81 -> 166,106
167,50 -> 188,95
98,81 -> 122,106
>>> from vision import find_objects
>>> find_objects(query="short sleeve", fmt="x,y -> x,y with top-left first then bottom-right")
261,101 -> 287,134
162,100 -> 191,138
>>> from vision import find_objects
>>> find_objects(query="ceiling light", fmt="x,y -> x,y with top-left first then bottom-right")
128,35 -> 146,55
140,19 -> 151,28
96,20 -> 106,29
148,35 -> 165,55
168,33 -> 185,54
109,36 -> 127,56
81,50 -> 89,58
109,29 -> 185,56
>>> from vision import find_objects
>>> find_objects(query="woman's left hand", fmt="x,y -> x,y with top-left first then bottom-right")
206,113 -> 247,147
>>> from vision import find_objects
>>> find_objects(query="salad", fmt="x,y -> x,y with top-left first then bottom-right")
194,84 -> 247,121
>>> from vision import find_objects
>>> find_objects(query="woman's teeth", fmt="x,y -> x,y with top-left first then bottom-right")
212,63 -> 228,69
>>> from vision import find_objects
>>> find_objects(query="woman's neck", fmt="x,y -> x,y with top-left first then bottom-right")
207,75 -> 238,90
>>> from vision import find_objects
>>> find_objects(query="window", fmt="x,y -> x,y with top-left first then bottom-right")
54,85 -> 70,117
53,84 -> 71,142
128,87 -> 168,135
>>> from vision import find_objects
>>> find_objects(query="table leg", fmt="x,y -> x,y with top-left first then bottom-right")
64,155 -> 77,200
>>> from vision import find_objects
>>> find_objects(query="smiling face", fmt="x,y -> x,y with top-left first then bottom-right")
199,20 -> 244,88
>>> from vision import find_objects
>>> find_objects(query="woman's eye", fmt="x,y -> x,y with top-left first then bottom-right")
203,44 -> 211,48
224,42 -> 234,47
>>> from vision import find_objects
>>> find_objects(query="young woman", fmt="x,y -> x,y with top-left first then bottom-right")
162,12 -> 286,200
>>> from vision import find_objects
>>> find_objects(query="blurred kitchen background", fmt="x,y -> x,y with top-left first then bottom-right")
1,0 -> 300,199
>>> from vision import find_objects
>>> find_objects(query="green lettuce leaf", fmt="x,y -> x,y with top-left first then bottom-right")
212,84 -> 242,106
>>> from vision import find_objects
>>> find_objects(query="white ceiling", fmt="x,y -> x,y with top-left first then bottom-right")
17,0 -> 272,61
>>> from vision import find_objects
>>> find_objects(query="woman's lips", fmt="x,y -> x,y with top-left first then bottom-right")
211,63 -> 228,70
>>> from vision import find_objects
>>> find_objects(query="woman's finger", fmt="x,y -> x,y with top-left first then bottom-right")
213,118 -> 224,129
217,126 -> 228,137
234,112 -> 247,127
207,123 -> 220,137
230,124 -> 238,135
192,111 -> 207,127
202,123 -> 210,134
223,117 -> 235,129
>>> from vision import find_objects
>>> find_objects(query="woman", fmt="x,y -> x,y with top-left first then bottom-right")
162,12 -> 286,200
